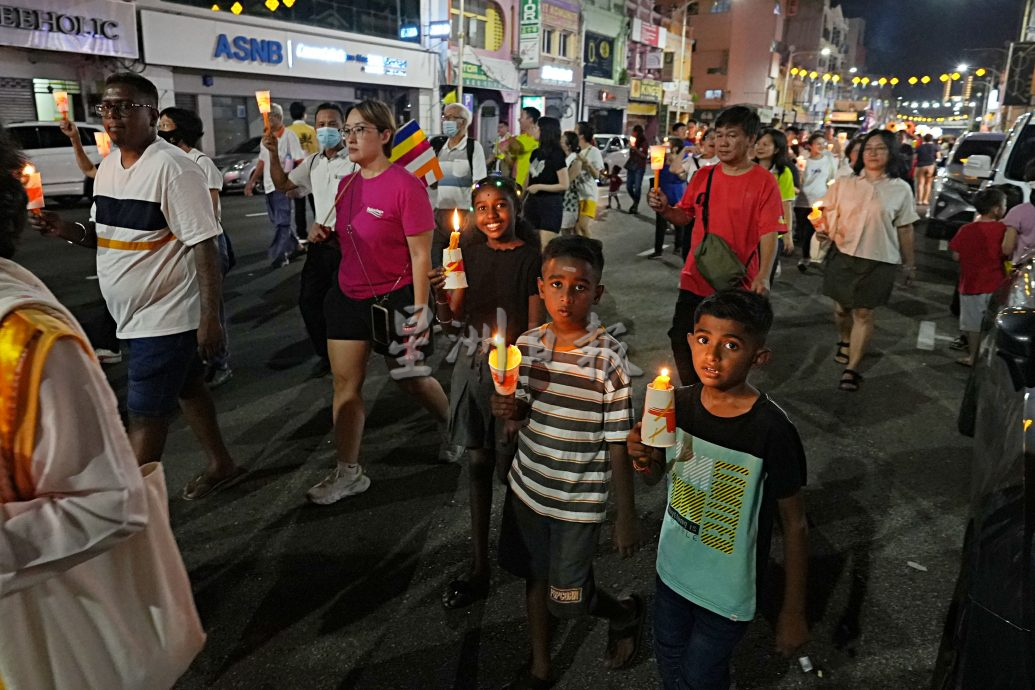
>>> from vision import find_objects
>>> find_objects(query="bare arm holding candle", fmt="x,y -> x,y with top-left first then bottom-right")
626,423 -> 666,486
58,121 -> 97,179
609,442 -> 641,558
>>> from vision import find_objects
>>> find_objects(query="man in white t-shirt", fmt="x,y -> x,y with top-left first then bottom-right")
432,103 -> 487,266
246,102 -> 305,268
574,122 -> 605,237
264,101 -> 356,375
30,72 -> 245,501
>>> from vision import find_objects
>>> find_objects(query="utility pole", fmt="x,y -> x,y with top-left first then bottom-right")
456,0 -> 465,102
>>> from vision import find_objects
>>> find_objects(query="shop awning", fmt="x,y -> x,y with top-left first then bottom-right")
450,46 -> 521,101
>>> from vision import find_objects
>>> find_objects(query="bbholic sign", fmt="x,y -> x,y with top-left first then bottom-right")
0,0 -> 137,58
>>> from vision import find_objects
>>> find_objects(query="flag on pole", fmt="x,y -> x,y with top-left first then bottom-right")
390,120 -> 443,187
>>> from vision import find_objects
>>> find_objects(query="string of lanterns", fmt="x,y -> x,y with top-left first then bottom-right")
210,0 -> 296,14
788,67 -> 992,87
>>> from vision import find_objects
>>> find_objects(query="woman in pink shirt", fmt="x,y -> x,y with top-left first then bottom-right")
304,100 -> 455,505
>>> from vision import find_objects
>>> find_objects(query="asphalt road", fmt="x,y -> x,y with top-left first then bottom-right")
16,191 -> 973,689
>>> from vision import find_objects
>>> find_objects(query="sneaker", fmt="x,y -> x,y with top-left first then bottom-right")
95,348 -> 122,365
949,334 -> 969,351
647,252 -> 664,260
207,367 -> 233,389
306,466 -> 371,505
797,260 -> 808,274
438,426 -> 464,463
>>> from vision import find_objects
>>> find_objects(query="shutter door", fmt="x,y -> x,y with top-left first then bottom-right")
174,93 -> 198,112
0,78 -> 37,126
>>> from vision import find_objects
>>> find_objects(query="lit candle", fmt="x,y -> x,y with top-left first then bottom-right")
493,332 -> 507,381
650,145 -> 666,191
808,202 -> 823,224
255,90 -> 271,130
22,164 -> 44,215
651,367 -> 672,390
93,131 -> 111,157
449,208 -> 461,250
53,91 -> 69,120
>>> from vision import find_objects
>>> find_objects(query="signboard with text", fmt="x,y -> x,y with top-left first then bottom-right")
541,0 -> 578,33
0,0 -> 137,58
584,32 -> 614,80
631,78 -> 663,102
519,0 -> 541,68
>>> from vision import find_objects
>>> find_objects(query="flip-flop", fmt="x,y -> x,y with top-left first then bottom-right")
838,369 -> 862,392
441,576 -> 490,610
605,593 -> 645,670
182,466 -> 248,501
834,341 -> 850,365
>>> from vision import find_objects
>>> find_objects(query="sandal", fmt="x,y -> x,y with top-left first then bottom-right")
605,594 -> 645,670
834,341 -> 850,365
503,668 -> 554,690
441,575 -> 490,609
182,466 -> 248,501
838,369 -> 862,392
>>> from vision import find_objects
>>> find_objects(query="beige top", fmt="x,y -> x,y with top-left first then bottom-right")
820,174 -> 919,264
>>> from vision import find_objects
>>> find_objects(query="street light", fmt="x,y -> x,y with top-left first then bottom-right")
956,63 -> 968,72
783,47 -> 835,117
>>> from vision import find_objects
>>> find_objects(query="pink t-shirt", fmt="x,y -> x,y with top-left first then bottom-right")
1003,202 -> 1035,262
334,164 -> 434,299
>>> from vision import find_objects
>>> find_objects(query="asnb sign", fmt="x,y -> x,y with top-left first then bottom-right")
214,33 -> 284,64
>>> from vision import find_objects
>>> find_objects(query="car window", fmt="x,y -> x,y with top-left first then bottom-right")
1005,124 -> 1035,181
953,138 -> 1003,165
7,126 -> 40,150
79,127 -> 100,145
595,137 -> 607,150
36,126 -> 72,149
228,137 -> 261,154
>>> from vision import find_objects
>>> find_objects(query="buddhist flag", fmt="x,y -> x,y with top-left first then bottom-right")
442,90 -> 458,105
390,120 -> 443,187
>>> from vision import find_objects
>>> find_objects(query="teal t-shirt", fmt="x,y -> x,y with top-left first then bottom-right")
656,385 -> 807,621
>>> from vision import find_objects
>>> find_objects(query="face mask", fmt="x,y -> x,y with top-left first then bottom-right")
156,129 -> 180,146
316,126 -> 342,149
443,120 -> 458,137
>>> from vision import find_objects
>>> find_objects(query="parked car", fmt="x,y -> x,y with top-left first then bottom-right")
215,136 -> 263,194
926,132 -> 1005,239
7,121 -> 104,205
594,134 -> 630,176
933,255 -> 1035,689
964,111 -> 1035,207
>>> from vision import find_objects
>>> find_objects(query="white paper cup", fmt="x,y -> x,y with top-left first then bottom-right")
490,362 -> 520,395
641,384 -> 676,448
442,248 -> 468,289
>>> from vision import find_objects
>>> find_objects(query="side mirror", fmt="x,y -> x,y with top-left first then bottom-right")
996,308 -> 1035,391
963,154 -> 993,179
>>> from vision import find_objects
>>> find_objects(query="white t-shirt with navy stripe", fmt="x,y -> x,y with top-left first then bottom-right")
91,137 -> 221,339
508,324 -> 636,523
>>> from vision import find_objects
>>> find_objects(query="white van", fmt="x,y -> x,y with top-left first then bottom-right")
7,121 -> 105,205
963,112 -> 1035,204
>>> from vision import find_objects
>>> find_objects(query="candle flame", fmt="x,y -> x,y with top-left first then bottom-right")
22,163 -> 35,176
452,208 -> 460,232
493,332 -> 503,345
661,368 -> 669,377
812,202 -> 822,211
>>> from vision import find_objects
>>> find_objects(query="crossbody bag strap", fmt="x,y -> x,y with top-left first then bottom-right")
701,166 -> 716,236
340,173 -> 408,302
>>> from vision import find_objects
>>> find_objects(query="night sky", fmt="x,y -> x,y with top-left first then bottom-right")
836,0 -> 1026,97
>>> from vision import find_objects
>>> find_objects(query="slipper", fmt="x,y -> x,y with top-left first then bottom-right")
605,593 -> 645,670
182,466 -> 248,501
955,357 -> 974,368
503,668 -> 554,690
441,575 -> 490,609
834,341 -> 850,365
838,369 -> 862,392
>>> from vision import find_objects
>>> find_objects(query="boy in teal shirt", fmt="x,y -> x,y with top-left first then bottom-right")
628,289 -> 809,689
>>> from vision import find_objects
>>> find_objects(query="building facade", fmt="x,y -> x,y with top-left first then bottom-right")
519,0 -> 582,131
580,0 -> 629,137
782,0 -> 849,123
625,0 -> 666,139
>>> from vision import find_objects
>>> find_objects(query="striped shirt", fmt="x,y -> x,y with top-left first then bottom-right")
508,324 -> 635,523
91,138 -> 221,339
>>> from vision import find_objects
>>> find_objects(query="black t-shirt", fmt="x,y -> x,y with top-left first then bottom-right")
461,240 -> 541,343
665,384 -> 807,610
916,142 -> 939,167
528,147 -> 568,196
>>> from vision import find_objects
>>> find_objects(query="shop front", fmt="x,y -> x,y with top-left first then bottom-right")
583,84 -> 629,136
140,7 -> 437,154
0,0 -> 138,125
520,0 -> 581,130
628,78 -> 663,139
447,45 -> 521,146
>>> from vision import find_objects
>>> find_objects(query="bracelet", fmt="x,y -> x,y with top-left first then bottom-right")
67,222 -> 88,246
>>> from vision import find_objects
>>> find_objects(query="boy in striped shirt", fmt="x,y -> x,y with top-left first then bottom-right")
491,235 -> 643,688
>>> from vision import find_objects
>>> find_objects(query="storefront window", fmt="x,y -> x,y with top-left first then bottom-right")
450,0 -> 505,51
174,0 -> 421,42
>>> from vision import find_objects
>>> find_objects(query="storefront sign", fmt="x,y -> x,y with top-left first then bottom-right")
0,0 -> 136,58
141,10 -> 432,88
541,0 -> 578,33
630,78 -> 663,102
541,64 -> 573,83
631,18 -> 666,48
584,84 -> 629,110
584,32 -> 614,80
519,0 -> 541,68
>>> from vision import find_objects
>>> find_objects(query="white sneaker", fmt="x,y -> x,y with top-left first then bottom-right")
438,426 -> 464,463
95,348 -> 122,365
306,466 -> 371,505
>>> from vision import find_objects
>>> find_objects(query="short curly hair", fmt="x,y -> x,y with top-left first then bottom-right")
0,124 -> 27,259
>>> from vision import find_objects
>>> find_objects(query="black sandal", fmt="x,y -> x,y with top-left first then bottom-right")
834,341 -> 850,365
838,369 -> 862,392
503,668 -> 554,690
441,575 -> 489,609
605,594 -> 645,670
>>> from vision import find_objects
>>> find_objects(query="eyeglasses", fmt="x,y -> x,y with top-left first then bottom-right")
94,101 -> 156,119
341,124 -> 378,138
442,115 -> 465,121
863,145 -> 889,154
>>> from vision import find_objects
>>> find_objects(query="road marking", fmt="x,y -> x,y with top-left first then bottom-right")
637,245 -> 667,256
938,240 -> 949,251
245,212 -> 267,217
85,275 -> 98,281
917,320 -> 936,350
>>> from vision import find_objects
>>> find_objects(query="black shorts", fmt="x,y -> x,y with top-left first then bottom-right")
324,282 -> 435,366
523,193 -> 564,233
498,490 -> 600,618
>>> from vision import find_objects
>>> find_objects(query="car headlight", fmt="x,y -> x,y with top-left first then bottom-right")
224,160 -> 248,172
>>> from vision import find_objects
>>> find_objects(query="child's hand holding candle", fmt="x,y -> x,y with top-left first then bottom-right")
442,208 -> 468,289
489,333 -> 521,395
641,368 -> 676,448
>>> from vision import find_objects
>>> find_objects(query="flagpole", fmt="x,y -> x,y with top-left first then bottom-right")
456,0 -> 466,103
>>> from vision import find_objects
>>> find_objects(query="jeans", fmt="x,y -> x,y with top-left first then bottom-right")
626,167 -> 645,209
265,190 -> 296,262
793,207 -> 815,261
653,576 -> 750,690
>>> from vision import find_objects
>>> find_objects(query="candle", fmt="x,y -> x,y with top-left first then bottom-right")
488,337 -> 522,394
650,145 -> 666,191
442,208 -> 468,289
493,332 -> 506,380
22,164 -> 44,215
93,131 -> 111,157
255,90 -> 271,130
651,368 -> 672,390
642,367 -> 676,447
53,91 -> 69,119
449,208 -> 461,250
808,202 -> 823,223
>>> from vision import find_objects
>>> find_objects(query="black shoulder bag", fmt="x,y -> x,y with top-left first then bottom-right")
693,167 -> 755,290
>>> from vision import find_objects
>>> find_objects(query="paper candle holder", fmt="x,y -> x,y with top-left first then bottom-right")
488,344 -> 521,395
641,381 -> 676,448
94,131 -> 112,157
442,247 -> 468,289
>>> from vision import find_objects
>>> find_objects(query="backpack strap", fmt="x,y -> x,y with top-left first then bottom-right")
466,137 -> 476,176
0,307 -> 89,503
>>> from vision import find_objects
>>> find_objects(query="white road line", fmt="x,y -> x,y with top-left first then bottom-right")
637,245 -> 667,257
245,212 -> 267,217
917,320 -> 937,351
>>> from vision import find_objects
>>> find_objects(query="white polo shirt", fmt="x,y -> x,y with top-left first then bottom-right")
288,148 -> 356,227
434,135 -> 487,210
257,127 -> 304,193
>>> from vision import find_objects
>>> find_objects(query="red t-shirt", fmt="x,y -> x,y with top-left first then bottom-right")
334,164 -> 435,300
674,164 -> 786,295
948,220 -> 1007,295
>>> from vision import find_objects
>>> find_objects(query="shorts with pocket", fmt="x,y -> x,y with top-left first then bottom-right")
579,198 -> 598,219
324,282 -> 435,367
959,292 -> 992,333
498,490 -> 600,618
524,193 -> 564,233
125,330 -> 202,418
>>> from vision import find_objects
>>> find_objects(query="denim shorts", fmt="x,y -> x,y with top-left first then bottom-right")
125,330 -> 202,418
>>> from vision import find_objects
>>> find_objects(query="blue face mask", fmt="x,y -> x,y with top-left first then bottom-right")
316,126 -> 342,150
443,120 -> 459,137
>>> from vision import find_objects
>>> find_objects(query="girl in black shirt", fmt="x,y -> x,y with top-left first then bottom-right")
523,116 -> 570,240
